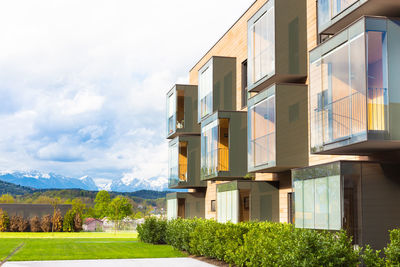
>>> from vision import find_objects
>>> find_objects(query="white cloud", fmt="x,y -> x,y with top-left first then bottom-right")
0,0 -> 254,185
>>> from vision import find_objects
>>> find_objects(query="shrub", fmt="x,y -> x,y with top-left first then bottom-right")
10,215 -> 21,232
0,209 -> 10,232
41,214 -> 52,232
18,217 -> 29,232
165,218 -> 200,252
52,209 -> 63,232
30,216 -> 41,232
361,245 -> 385,267
385,229 -> 400,266
137,217 -> 167,244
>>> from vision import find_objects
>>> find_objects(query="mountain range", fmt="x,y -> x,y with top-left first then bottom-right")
0,170 -> 168,192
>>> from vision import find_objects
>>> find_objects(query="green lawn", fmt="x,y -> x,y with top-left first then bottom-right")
0,232 -> 185,261
0,232 -> 138,238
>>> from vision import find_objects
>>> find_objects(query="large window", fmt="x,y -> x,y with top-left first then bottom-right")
318,0 -> 358,27
248,96 -> 275,168
168,142 -> 179,187
248,5 -> 275,85
217,190 -> 239,223
167,92 -> 176,135
198,66 -> 213,121
294,175 -> 341,230
201,119 -> 229,178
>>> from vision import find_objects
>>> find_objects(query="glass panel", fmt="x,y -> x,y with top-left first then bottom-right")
333,0 -> 357,17
294,180 -> 304,228
314,177 -> 329,229
167,199 -> 177,220
349,35 -> 367,136
168,142 -> 179,187
201,120 -> 219,178
310,59 -> 323,152
232,190 -> 239,223
318,0 -> 331,26
179,142 -> 188,182
198,66 -> 213,121
322,44 -> 350,143
328,175 -> 341,230
249,96 -> 276,168
367,30 -> 388,131
310,34 -> 367,151
167,92 -> 176,135
250,7 -> 275,84
303,179 -> 315,228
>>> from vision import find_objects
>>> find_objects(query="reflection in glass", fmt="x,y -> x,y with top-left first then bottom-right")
167,92 -> 176,135
250,7 -> 275,84
198,66 -> 213,121
367,30 -> 388,131
318,0 -> 357,28
168,142 -> 179,187
248,96 -> 276,168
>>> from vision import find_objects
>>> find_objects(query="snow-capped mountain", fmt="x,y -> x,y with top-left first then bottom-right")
0,171 -> 98,191
109,176 -> 168,192
0,170 -> 168,192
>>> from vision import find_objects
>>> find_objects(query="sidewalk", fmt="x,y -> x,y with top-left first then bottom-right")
3,258 -> 216,267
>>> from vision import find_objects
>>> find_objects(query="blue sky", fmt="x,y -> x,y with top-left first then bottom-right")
0,0 -> 254,187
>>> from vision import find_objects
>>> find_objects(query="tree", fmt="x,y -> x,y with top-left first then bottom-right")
0,209 -> 10,232
108,196 -> 133,230
63,209 -> 75,232
0,194 -> 15,204
41,214 -> 52,232
74,212 -> 82,232
30,216 -> 41,232
94,191 -> 111,219
10,215 -> 21,232
52,209 -> 63,232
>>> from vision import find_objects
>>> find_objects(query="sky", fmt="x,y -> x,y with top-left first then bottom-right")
0,0 -> 255,187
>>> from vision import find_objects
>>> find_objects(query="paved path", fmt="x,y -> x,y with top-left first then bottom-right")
3,258 -> 216,267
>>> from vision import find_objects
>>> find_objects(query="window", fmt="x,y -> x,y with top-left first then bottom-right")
248,95 -> 276,168
198,66 -> 213,121
211,200 -> 216,212
241,60 -> 248,108
288,192 -> 294,224
318,0 -> 358,28
201,119 -> 229,178
243,196 -> 249,210
294,176 -> 341,230
167,92 -> 176,135
248,5 -> 275,86
168,143 -> 179,187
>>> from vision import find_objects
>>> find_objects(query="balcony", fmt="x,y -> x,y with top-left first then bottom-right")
247,0 -> 307,92
216,180 -> 279,223
248,84 -> 308,172
317,0 -> 400,35
168,136 -> 206,189
310,17 -> 400,155
166,84 -> 200,139
198,56 -> 236,123
166,192 -> 206,220
200,111 -> 247,181
292,161 -> 400,249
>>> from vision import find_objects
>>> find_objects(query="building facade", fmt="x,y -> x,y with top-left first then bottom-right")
166,0 -> 400,249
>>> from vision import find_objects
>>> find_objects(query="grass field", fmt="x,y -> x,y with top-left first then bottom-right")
0,232 -> 185,261
0,232 -> 138,238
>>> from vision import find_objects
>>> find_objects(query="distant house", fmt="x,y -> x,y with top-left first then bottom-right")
83,218 -> 103,232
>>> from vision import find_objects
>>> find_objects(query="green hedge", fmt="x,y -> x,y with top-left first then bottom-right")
138,218 -> 400,266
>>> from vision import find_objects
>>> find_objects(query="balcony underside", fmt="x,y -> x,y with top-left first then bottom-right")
249,74 -> 307,92
320,1 -> 400,35
168,182 -> 206,189
201,173 -> 249,182
249,165 -> 299,173
167,130 -> 199,140
314,140 -> 400,155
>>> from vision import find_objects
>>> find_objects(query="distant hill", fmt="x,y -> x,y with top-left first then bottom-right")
0,180 -> 36,195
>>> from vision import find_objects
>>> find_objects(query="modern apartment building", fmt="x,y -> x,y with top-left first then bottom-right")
166,0 -> 400,250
